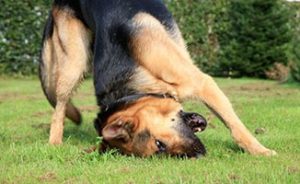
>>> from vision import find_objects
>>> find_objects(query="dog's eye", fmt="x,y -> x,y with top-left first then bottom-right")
155,140 -> 167,152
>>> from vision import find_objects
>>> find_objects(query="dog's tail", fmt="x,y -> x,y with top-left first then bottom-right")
38,12 -> 82,125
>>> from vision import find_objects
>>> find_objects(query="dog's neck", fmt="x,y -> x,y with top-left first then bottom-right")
101,93 -> 175,112
94,93 -> 176,135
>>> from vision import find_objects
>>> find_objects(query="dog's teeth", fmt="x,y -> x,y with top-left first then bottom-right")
194,128 -> 202,132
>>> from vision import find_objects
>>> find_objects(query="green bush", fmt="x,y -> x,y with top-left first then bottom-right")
166,0 -> 228,73
215,0 -> 292,78
291,42 -> 300,82
289,3 -> 300,82
166,0 -> 212,72
0,0 -> 51,75
0,0 -> 299,79
0,0 -> 220,76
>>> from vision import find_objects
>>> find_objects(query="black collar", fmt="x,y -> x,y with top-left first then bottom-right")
94,93 -> 176,133
101,93 -> 176,112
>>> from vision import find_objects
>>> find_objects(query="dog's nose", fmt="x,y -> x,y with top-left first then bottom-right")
180,111 -> 207,133
191,114 -> 207,132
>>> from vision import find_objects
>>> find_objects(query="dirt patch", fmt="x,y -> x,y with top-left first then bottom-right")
38,172 -> 57,182
228,173 -> 240,181
64,178 -> 81,184
0,180 -> 10,184
208,123 -> 217,129
0,92 -> 43,101
79,105 -> 98,112
287,166 -> 300,174
31,123 -> 50,130
32,105 -> 98,118
83,146 -> 97,154
32,111 -> 52,117
118,167 -> 131,174
255,127 -> 266,135
223,82 -> 298,97
240,84 -> 272,91
74,92 -> 95,99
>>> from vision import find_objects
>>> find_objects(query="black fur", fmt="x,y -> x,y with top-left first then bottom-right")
40,0 -> 208,156
79,0 -> 175,109
44,0 -> 175,110
41,0 -> 178,127
49,0 -> 177,128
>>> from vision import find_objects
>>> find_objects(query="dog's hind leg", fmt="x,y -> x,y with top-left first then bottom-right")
40,8 -> 91,144
130,13 -> 276,156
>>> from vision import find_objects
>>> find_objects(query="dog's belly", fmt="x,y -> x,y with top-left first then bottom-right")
81,1 -> 177,107
51,0 -> 180,107
79,0 -> 173,32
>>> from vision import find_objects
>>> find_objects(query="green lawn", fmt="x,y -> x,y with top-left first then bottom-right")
0,77 -> 299,183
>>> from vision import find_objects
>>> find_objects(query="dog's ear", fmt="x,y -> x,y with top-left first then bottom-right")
102,118 -> 135,142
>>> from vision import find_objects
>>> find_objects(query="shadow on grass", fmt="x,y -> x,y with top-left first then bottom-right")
63,124 -> 97,145
225,141 -> 245,153
31,121 -> 97,145
31,121 -> 244,155
205,138 -> 245,155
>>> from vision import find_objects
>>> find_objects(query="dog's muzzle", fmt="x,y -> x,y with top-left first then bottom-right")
180,111 -> 207,133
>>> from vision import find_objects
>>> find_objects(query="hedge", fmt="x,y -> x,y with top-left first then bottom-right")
290,3 -> 300,82
0,0 -> 51,75
0,0 -> 218,75
214,0 -> 292,78
0,0 -> 299,80
167,0 -> 230,74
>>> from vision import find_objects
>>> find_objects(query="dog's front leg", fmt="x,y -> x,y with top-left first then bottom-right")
130,13 -> 276,156
191,73 -> 276,156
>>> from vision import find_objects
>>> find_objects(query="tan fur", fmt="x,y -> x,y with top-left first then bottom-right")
105,97 -> 186,157
43,7 -> 275,156
129,13 -> 276,156
45,7 -> 92,144
129,67 -> 178,99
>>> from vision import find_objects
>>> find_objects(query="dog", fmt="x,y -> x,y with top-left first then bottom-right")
39,0 -> 276,157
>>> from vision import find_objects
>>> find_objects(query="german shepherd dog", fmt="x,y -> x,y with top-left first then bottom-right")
39,0 -> 276,157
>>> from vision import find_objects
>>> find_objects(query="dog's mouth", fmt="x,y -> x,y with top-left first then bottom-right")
180,111 -> 207,133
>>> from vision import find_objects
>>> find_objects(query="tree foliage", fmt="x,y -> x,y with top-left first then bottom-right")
289,3 -> 300,82
0,0 -> 298,79
0,0 -> 51,75
215,0 -> 292,77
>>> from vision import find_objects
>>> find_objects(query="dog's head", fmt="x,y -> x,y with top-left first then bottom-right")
95,96 -> 207,158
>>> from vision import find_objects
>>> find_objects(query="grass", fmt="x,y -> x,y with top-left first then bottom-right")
0,77 -> 299,183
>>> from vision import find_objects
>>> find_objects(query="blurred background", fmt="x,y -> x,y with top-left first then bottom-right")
0,0 -> 299,82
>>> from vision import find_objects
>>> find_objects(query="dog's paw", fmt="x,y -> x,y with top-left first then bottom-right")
262,149 -> 277,156
49,138 -> 63,145
251,148 -> 277,156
